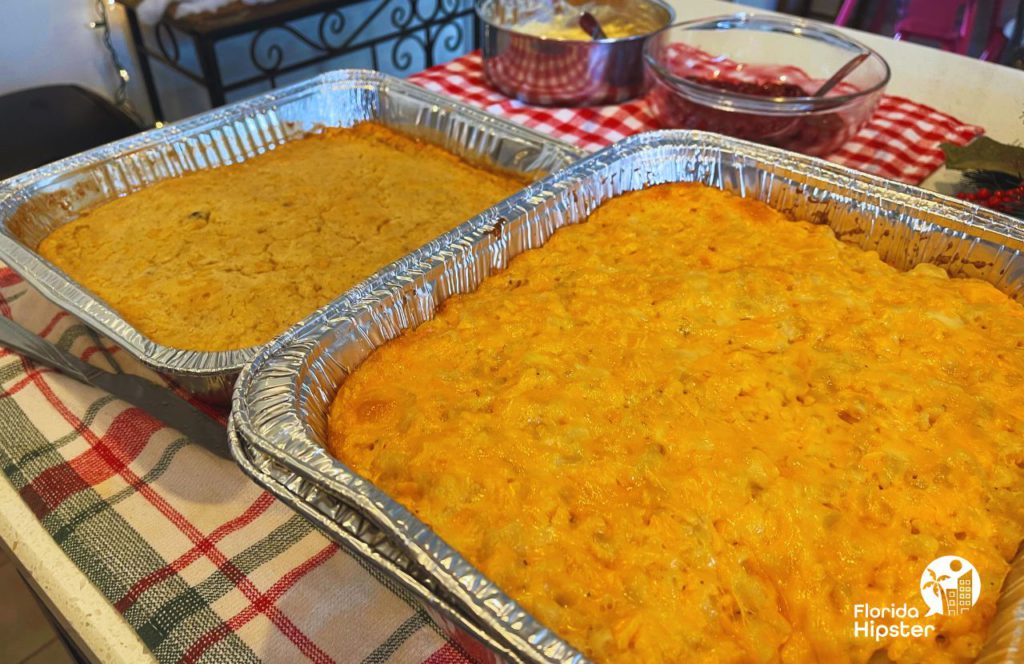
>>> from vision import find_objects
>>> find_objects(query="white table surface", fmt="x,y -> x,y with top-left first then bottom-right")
1,2 -> 1022,663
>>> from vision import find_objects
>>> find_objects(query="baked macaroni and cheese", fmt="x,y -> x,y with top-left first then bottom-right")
38,123 -> 527,351
328,183 -> 1024,663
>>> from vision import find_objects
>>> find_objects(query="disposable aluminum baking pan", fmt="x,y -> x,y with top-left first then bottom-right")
227,415 -> 522,663
232,131 -> 1024,663
0,70 -> 584,403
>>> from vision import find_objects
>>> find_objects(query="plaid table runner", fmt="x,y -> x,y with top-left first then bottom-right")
409,52 -> 984,185
0,265 -> 472,663
0,48 -> 989,664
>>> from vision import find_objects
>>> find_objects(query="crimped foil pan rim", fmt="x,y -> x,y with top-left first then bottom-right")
0,69 -> 585,381
227,414 -> 524,663
233,130 -> 1024,664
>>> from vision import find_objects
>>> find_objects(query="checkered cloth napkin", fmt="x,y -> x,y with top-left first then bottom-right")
409,51 -> 984,185
0,266 -> 472,663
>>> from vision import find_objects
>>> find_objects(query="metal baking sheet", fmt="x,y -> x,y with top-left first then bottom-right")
231,130 -> 1024,663
0,70 -> 584,403
227,415 -> 522,664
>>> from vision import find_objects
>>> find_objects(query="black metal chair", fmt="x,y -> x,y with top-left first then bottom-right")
0,85 -> 142,181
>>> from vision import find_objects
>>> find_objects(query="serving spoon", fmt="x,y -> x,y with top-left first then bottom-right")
812,51 -> 870,97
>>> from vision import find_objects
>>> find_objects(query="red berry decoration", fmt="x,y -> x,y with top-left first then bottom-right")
956,171 -> 1024,219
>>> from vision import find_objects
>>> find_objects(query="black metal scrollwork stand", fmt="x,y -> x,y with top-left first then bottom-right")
118,0 -> 478,122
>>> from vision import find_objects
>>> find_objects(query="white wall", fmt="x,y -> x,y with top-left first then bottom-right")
0,0 -> 146,118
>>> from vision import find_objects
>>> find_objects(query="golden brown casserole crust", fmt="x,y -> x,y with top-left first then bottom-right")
328,183 -> 1024,663
37,123 -> 526,351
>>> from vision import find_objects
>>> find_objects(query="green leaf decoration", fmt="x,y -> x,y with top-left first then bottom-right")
942,137 -> 1024,177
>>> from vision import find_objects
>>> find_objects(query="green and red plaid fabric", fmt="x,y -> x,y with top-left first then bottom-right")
0,265 -> 474,663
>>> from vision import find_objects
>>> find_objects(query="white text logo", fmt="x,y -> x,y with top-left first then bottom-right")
853,557 -> 980,640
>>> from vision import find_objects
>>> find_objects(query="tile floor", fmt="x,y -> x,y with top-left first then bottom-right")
0,548 -> 75,663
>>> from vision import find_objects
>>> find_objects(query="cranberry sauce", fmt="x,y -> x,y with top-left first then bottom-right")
648,75 -> 852,156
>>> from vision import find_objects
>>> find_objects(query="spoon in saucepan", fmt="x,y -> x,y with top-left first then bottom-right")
578,11 -> 608,40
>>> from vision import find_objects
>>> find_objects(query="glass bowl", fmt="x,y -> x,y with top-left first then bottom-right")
643,14 -> 890,156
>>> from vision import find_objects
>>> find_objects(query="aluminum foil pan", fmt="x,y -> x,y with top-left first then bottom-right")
0,70 -> 584,403
227,416 -> 521,663
232,130 -> 1024,663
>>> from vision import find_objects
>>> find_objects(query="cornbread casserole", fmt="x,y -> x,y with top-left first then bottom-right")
37,123 -> 526,351
328,183 -> 1024,663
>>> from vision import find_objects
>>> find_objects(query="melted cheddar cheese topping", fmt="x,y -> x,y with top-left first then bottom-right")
37,123 -> 525,351
328,183 -> 1024,663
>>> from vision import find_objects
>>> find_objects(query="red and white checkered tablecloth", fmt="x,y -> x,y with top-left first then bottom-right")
410,52 -> 983,185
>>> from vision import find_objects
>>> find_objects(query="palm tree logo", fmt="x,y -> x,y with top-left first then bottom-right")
922,567 -> 952,615
919,557 -> 979,616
